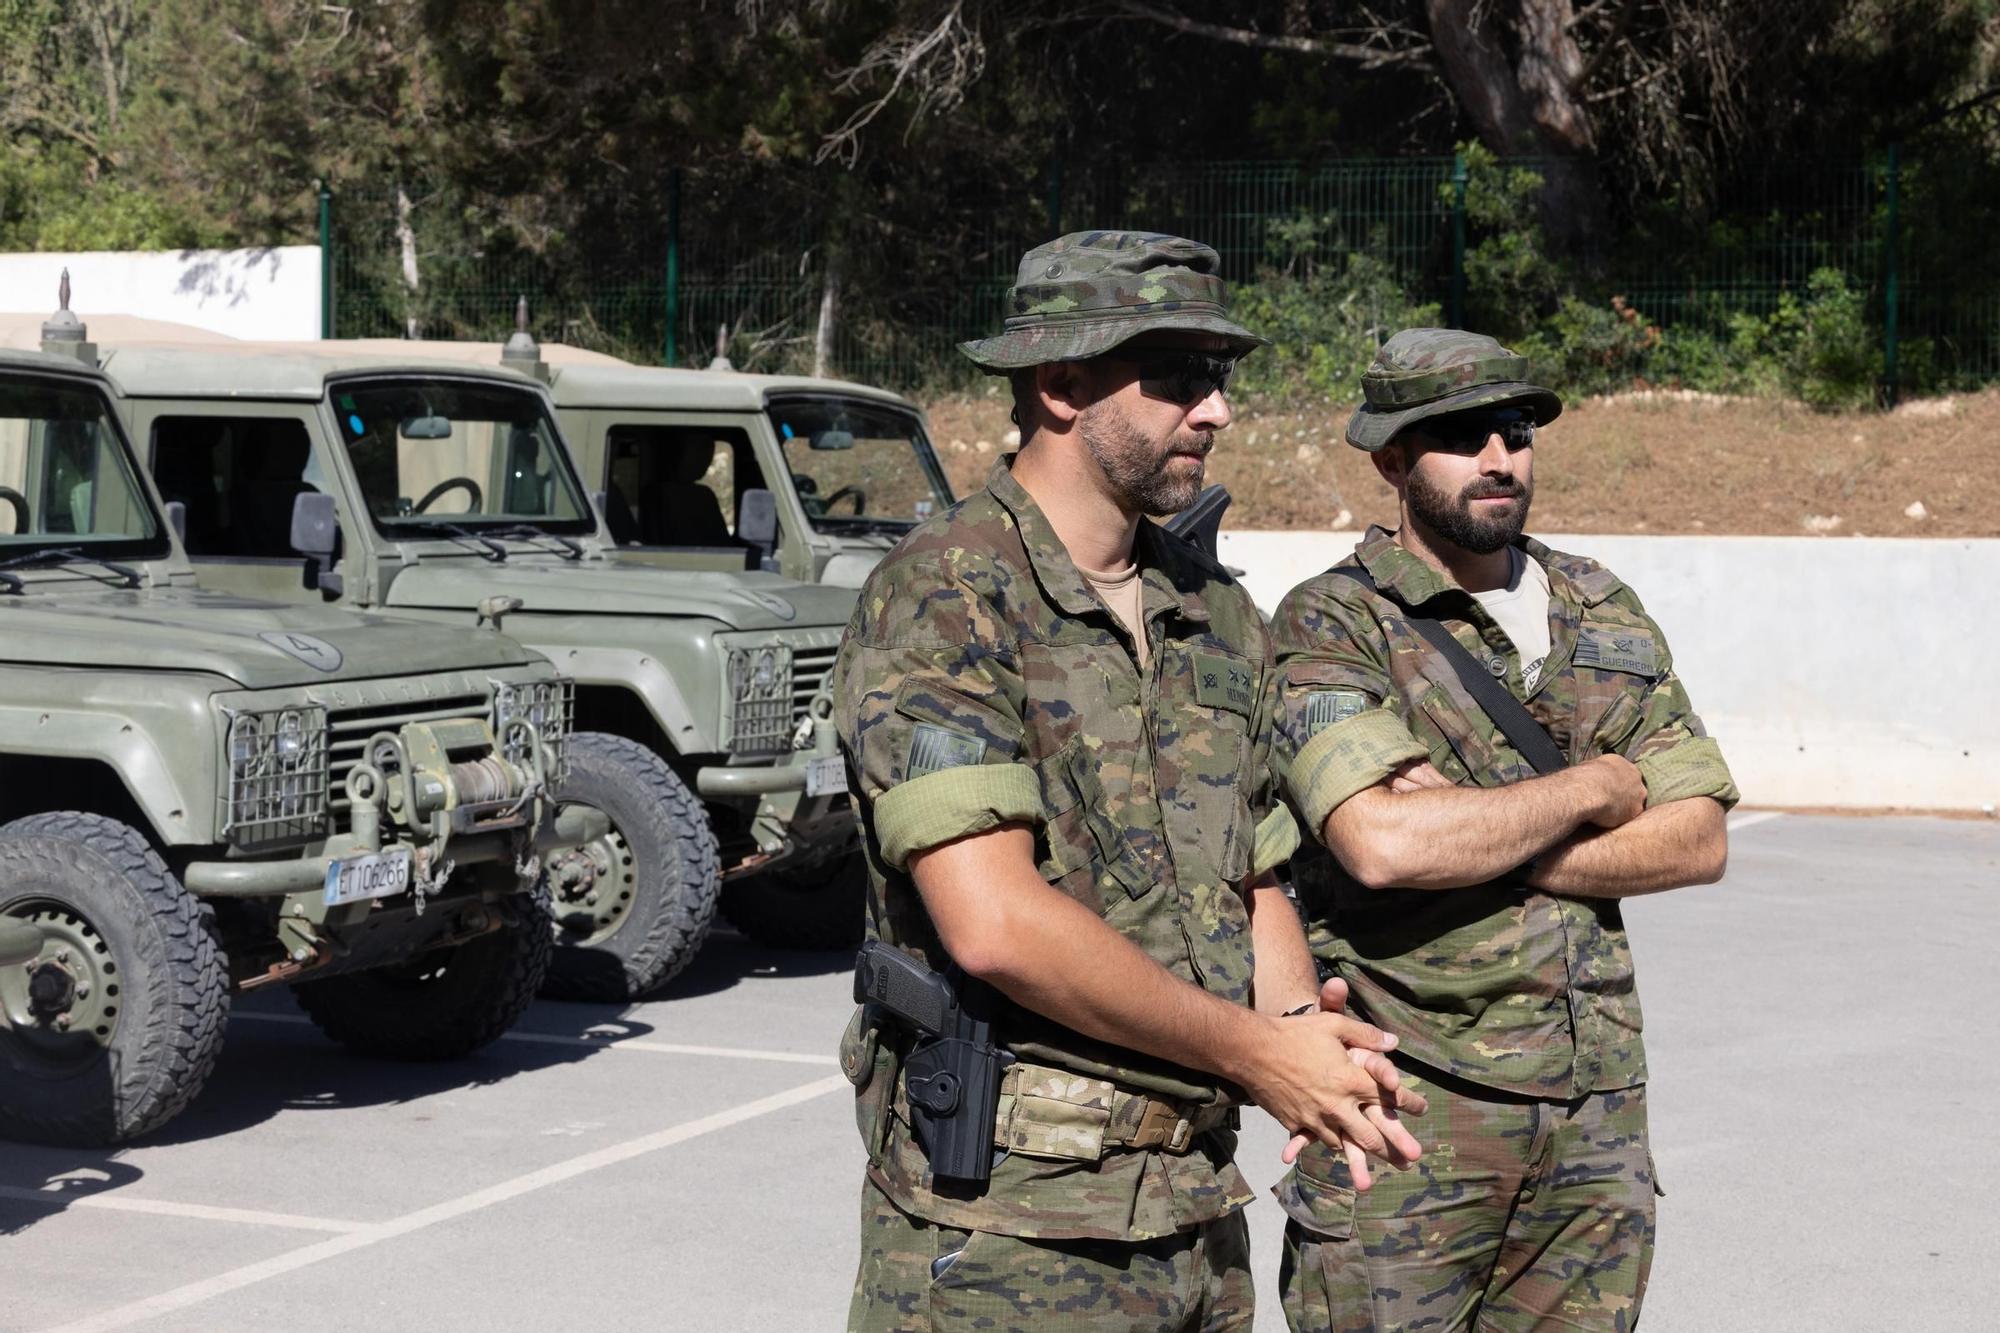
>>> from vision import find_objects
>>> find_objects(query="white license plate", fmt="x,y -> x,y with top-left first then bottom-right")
805,755 -> 848,797
324,848 -> 414,907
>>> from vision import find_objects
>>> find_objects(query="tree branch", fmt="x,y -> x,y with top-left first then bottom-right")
1109,0 -> 1431,68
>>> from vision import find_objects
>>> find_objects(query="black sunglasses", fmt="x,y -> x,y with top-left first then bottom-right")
1422,408 -> 1536,454
1111,349 -> 1238,406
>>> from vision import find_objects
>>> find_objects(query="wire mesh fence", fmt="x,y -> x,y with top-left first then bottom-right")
323,151 -> 1999,397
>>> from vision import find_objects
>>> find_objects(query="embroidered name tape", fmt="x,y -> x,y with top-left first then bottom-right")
906,723 -> 988,779
1193,651 -> 1256,714
1575,630 -> 1657,677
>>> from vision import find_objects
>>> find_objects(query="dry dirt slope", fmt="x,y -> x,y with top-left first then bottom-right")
921,387 -> 1998,538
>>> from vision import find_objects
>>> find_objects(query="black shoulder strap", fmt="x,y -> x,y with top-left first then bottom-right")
1330,565 -> 1568,776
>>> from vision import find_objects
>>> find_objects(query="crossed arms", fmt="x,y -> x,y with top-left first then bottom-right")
1326,753 -> 1728,895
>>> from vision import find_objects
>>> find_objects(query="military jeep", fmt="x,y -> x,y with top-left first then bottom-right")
320,327 -> 957,591
80,321 -> 866,985
0,342 -> 581,1146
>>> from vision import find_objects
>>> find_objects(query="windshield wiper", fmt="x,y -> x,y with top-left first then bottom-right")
0,546 -> 141,587
392,521 -> 508,560
483,523 -> 583,559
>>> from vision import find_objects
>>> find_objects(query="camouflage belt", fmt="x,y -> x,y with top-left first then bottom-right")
991,1061 -> 1235,1161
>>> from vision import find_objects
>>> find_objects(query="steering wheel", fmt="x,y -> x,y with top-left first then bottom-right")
0,485 -> 27,534
414,477 -> 482,514
819,484 -> 867,515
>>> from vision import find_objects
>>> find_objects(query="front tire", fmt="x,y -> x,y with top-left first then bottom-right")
538,733 -> 720,1001
293,881 -> 552,1060
720,851 -> 866,951
0,812 -> 229,1146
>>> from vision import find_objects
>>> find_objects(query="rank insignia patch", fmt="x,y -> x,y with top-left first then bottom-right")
1575,630 -> 1658,677
1193,651 -> 1256,714
906,723 -> 987,779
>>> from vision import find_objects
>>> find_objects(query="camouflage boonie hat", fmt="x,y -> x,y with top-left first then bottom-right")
1345,328 -> 1562,452
959,230 -> 1269,372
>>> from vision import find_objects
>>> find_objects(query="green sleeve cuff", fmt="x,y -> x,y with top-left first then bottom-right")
1287,708 -> 1428,839
873,764 -> 1043,870
1251,805 -> 1301,877
1637,736 -> 1739,811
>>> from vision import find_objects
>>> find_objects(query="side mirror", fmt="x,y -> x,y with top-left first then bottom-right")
290,491 -> 344,596
163,500 -> 187,544
738,487 -> 779,572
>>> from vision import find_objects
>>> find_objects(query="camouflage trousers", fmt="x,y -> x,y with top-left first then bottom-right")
849,1179 -> 1255,1332
1278,1069 -> 1656,1333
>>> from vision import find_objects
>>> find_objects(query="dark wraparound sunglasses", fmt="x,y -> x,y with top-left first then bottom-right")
1422,408 -> 1537,453
1110,349 -> 1238,405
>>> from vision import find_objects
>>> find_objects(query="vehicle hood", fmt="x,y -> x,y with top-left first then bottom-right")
383,559 -> 857,631
0,587 -> 538,689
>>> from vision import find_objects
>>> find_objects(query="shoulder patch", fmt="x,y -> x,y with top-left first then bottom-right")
1575,629 -> 1657,677
1304,690 -> 1370,735
906,723 -> 988,779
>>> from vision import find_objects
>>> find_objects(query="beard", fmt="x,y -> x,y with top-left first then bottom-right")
1405,461 -> 1534,555
1078,401 -> 1210,517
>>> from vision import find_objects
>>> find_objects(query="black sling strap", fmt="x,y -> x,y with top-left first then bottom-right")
1331,565 -> 1569,777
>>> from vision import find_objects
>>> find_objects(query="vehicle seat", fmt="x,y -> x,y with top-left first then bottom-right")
640,439 -> 733,547
601,483 -> 641,545
237,429 -> 316,557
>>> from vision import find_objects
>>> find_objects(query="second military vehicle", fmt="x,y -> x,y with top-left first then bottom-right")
80,320 -> 866,985
0,331 -> 581,1145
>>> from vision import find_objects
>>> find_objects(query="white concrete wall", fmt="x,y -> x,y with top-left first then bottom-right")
0,247 -> 320,340
1217,529 -> 2000,812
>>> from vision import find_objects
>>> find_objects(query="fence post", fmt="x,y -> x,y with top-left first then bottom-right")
1045,159 -> 1063,237
663,168 -> 682,367
1882,143 -> 1901,408
317,181 -> 333,339
1450,152 -> 1468,329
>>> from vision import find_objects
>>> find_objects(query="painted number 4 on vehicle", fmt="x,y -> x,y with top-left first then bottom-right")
805,755 -> 848,797
323,848 -> 414,906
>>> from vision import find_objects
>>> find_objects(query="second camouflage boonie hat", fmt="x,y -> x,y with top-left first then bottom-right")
1345,328 -> 1563,452
959,230 -> 1270,372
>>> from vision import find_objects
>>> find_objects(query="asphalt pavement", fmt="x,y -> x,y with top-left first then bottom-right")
2,812 -> 1994,1332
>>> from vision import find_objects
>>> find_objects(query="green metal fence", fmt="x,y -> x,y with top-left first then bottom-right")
322,152 -> 2000,399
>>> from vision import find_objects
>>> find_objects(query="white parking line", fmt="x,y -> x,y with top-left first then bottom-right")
229,1010 -> 840,1065
1728,811 -> 1787,832
0,1186 -> 363,1234
40,1073 -> 848,1333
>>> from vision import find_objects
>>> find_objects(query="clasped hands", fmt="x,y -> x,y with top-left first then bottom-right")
1246,975 -> 1427,1191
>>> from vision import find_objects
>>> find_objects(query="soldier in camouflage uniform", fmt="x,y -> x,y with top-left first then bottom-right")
1268,329 -> 1737,1332
835,233 -> 1427,1333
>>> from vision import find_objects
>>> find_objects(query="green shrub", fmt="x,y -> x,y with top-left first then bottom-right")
1230,249 -> 1439,402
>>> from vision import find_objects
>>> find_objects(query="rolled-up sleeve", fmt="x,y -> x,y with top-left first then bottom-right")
1613,606 -> 1740,811
834,561 -> 1041,870
1267,576 -> 1426,842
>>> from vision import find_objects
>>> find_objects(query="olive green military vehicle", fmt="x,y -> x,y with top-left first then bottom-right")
318,325 -> 957,590
77,324 -> 866,985
0,338 -> 581,1146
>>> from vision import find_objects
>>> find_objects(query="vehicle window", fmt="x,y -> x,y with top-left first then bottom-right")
768,399 -> 950,531
0,376 -> 162,551
151,416 -> 322,558
332,379 -> 592,534
602,424 -> 755,548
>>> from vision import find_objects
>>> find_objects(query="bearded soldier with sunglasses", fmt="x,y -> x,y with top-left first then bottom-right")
1266,329 -> 1737,1332
834,233 -> 1427,1332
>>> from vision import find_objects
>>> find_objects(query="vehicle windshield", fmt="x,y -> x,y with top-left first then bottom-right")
0,372 -> 167,558
332,378 -> 594,537
768,398 -> 951,532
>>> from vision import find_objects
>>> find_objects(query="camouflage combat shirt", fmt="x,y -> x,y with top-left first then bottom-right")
833,457 -> 1299,1241
1271,526 -> 1738,1101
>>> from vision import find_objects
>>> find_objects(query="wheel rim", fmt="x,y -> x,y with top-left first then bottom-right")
0,900 -> 122,1072
543,803 -> 639,947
